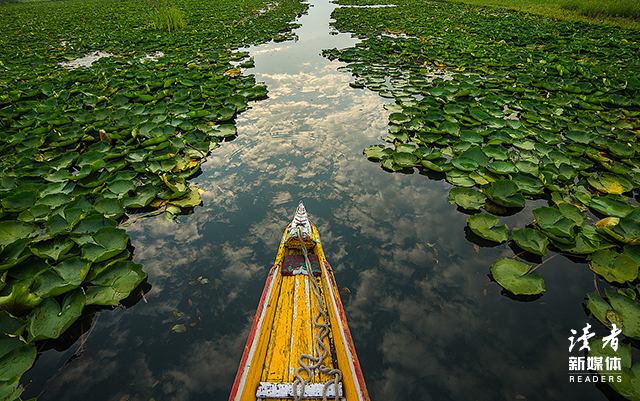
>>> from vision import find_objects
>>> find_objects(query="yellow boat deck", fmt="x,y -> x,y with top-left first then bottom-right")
229,201 -> 369,401
261,250 -> 339,387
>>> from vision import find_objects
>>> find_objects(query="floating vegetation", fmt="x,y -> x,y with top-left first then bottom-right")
326,0 -> 639,396
149,0 -> 187,32
0,0 -> 307,397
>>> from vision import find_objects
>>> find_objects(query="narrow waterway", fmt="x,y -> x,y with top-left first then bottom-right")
21,1 -> 615,400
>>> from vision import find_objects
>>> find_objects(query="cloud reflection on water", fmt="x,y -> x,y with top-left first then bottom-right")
23,0 -> 607,400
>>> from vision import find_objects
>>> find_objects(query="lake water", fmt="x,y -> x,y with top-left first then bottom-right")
21,1 -> 621,400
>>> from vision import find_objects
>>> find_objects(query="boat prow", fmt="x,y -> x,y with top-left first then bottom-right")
229,201 -> 369,401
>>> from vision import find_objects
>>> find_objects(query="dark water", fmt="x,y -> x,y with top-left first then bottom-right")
22,1 -> 622,400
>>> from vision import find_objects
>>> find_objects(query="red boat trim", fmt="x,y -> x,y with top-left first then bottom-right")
229,264 -> 279,401
321,261 -> 369,401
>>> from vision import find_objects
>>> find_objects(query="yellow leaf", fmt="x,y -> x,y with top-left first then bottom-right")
149,199 -> 168,208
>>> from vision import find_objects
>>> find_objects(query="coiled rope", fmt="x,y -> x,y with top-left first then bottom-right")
292,226 -> 343,401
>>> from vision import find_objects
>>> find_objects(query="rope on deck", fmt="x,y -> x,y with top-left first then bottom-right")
293,226 -> 343,401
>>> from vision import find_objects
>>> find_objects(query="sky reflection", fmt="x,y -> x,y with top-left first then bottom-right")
21,0 -> 617,400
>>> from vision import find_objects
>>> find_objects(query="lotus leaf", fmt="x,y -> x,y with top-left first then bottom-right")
486,161 -> 517,175
589,249 -> 639,283
625,245 -> 640,265
414,147 -> 441,160
446,169 -> 475,187
482,145 -> 508,160
533,204 -> 584,244
214,124 -> 238,138
590,197 -> 635,218
108,180 -> 136,195
451,156 -> 478,171
122,185 -> 160,209
36,193 -> 72,209
605,290 -> 640,339
29,238 -> 75,262
81,227 -> 129,263
0,311 -> 26,337
169,187 -> 202,208
0,239 -> 32,271
483,180 -> 526,208
490,257 -> 545,295
27,289 -> 86,342
588,337 -> 640,399
511,228 -> 549,256
588,173 -> 635,195
552,225 -> 613,255
612,218 -> 640,244
421,159 -> 451,172
0,221 -> 40,247
31,268 -> 79,299
71,214 -> 118,236
86,260 -> 146,306
1,191 -> 37,212
381,157 -> 404,172
0,284 -> 42,317
511,173 -> 545,196
92,198 -> 125,219
467,214 -> 508,243
363,145 -> 392,160
392,152 -> 418,168
448,187 -> 486,210
0,334 -> 36,383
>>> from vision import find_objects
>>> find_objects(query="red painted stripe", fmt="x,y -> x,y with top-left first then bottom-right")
228,264 -> 278,401
323,261 -> 370,401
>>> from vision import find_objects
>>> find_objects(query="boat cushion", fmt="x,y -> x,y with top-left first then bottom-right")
281,254 -> 321,276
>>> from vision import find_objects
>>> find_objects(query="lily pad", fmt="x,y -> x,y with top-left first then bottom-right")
0,221 -> 40,247
467,214 -> 508,243
483,180 -> 526,208
491,257 -> 545,295
448,187 -> 486,210
511,173 -> 545,196
85,260 -> 146,306
511,228 -> 549,256
81,227 -> 129,263
0,284 -> 42,317
364,145 -> 392,161
392,152 -> 418,168
590,197 -> 635,218
588,173 -> 635,195
0,334 -> 36,384
389,112 -> 411,124
92,198 -> 125,219
588,338 -> 640,399
589,249 -> 639,283
27,288 -> 86,342
533,204 -> 584,244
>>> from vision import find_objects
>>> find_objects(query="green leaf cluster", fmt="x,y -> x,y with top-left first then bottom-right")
332,1 -> 640,396
0,0 -> 308,395
334,0 -> 640,279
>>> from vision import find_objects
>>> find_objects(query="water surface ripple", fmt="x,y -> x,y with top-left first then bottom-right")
22,1 -> 611,400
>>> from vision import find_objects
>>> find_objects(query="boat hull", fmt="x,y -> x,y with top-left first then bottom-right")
229,217 -> 369,401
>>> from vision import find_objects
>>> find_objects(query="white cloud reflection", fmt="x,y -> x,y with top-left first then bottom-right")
23,0 -> 609,400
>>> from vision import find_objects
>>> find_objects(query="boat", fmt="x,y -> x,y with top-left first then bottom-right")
229,201 -> 370,401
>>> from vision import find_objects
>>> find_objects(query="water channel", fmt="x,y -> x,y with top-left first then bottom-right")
21,1 -> 621,400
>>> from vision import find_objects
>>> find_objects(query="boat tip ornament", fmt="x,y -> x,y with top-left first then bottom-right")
283,201 -> 317,247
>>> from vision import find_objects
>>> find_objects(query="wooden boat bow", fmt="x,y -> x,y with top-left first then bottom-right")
229,201 -> 369,401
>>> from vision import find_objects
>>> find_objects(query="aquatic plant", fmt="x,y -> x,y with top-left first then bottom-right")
0,0 -> 308,398
148,0 -> 187,31
326,0 -> 640,397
